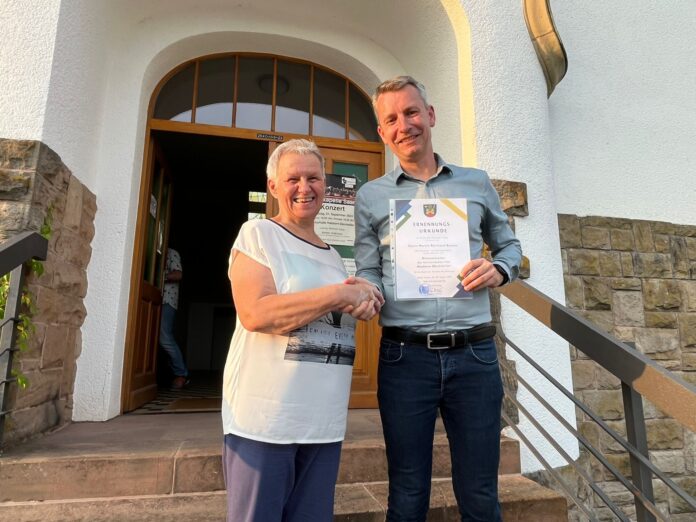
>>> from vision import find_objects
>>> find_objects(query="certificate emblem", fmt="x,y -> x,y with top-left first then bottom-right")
423,204 -> 437,218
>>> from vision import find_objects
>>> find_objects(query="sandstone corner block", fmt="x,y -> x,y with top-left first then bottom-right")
491,179 -> 528,216
0,140 -> 96,444
558,214 -> 582,248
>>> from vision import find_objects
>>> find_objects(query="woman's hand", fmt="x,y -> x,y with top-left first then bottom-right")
340,276 -> 384,321
346,298 -> 379,321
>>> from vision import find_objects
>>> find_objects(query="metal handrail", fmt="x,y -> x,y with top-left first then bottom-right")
496,279 -> 696,520
499,351 -> 673,520
497,280 -> 696,432
501,410 -> 599,522
501,377 -> 633,521
500,334 -> 693,510
0,232 -> 48,445
0,232 -> 49,278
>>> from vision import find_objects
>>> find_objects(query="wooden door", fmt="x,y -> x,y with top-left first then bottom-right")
321,147 -> 382,408
266,144 -> 383,408
122,138 -> 173,412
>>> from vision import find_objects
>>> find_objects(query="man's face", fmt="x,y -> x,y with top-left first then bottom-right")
375,85 -> 436,165
268,152 -> 325,223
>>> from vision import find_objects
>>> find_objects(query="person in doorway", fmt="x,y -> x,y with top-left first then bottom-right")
223,139 -> 383,522
354,76 -> 522,521
160,247 -> 189,389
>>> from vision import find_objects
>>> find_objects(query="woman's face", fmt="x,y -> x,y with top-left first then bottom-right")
268,152 -> 325,224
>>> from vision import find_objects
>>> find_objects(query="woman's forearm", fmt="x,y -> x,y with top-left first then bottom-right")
237,284 -> 347,335
230,251 -> 378,335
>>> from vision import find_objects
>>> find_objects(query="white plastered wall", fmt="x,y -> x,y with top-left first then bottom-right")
0,0 -> 113,191
549,2 -> 696,226
0,0 -> 61,140
459,0 -> 577,471
12,0 -> 576,471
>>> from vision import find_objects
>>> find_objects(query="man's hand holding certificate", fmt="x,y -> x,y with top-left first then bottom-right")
390,198 -> 473,299
458,257 -> 505,292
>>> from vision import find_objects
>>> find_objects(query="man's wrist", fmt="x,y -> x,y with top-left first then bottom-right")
493,264 -> 509,286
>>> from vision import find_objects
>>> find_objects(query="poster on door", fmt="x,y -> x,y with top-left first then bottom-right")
315,174 -> 357,248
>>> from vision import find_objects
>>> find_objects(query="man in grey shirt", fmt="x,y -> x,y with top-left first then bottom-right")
354,76 -> 522,521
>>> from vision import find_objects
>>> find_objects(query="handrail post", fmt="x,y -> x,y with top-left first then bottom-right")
0,264 -> 26,442
622,342 -> 656,522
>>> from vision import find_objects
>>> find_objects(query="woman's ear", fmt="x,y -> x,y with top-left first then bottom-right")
267,177 -> 277,199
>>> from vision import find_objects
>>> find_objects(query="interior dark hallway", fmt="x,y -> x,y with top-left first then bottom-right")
134,130 -> 268,413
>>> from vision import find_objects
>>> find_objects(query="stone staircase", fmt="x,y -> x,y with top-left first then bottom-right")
333,433 -> 566,521
0,412 -> 566,521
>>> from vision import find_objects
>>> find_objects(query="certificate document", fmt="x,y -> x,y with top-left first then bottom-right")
390,198 -> 472,299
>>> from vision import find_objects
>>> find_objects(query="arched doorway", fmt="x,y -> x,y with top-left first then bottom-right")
121,53 -> 384,413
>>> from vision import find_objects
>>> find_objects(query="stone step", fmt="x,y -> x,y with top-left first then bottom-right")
0,434 -> 520,502
335,475 -> 568,521
0,447 -> 224,502
0,475 -> 567,522
0,491 -> 228,522
338,433 -> 520,484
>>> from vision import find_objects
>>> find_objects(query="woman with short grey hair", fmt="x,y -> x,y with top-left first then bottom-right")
222,139 -> 383,521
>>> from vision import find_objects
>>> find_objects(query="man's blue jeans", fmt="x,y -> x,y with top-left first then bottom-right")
377,335 -> 503,522
159,303 -> 188,377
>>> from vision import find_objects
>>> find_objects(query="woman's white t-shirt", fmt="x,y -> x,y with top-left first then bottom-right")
222,219 -> 356,444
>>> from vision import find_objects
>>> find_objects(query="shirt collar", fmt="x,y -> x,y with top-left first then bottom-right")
389,154 -> 453,184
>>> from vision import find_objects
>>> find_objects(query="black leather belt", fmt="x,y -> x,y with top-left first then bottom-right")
382,325 -> 496,350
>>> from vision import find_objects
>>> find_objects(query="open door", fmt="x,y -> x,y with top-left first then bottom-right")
122,138 -> 174,412
266,144 -> 383,408
321,147 -> 382,408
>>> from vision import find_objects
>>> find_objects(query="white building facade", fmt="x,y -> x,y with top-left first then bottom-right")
2,1 -> 695,482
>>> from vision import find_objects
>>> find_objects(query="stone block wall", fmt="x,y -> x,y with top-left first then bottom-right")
0,139 -> 96,447
557,214 -> 696,520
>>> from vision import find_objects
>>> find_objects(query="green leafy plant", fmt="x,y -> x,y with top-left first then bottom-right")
0,275 -> 33,390
0,207 -> 52,390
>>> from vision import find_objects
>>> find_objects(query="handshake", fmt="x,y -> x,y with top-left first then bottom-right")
339,276 -> 385,321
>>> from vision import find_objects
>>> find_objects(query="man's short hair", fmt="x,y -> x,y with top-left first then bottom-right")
372,75 -> 429,112
266,139 -> 325,180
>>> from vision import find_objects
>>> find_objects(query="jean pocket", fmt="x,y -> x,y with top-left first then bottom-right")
470,338 -> 498,365
379,339 -> 404,363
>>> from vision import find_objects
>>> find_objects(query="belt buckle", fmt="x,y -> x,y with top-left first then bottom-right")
426,332 -> 455,350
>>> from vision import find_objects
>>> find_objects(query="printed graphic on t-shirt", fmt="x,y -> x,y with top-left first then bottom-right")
285,313 -> 356,365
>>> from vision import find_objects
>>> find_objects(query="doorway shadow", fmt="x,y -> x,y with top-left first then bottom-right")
140,131 -> 268,413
